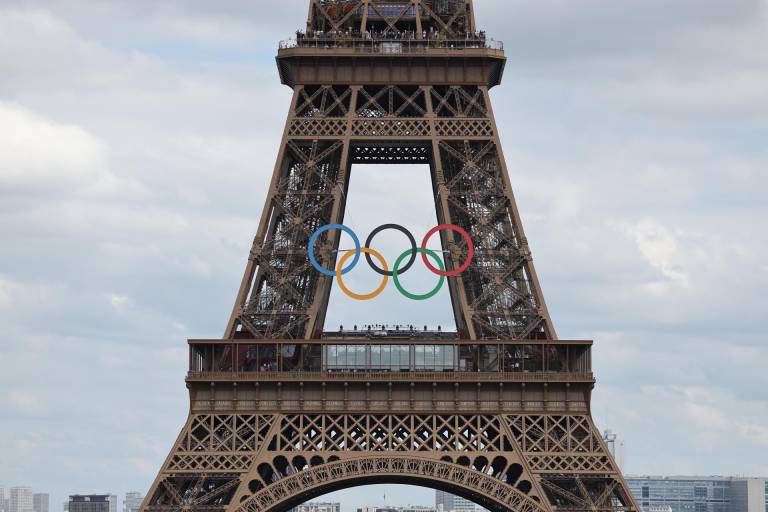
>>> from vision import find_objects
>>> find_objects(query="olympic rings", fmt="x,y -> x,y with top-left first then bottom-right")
308,223 -> 360,277
307,222 -> 474,300
336,248 -> 388,300
420,224 -> 474,277
365,223 -> 417,277
392,248 -> 445,301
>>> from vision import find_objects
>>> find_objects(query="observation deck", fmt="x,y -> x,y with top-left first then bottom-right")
185,336 -> 594,415
276,33 -> 506,87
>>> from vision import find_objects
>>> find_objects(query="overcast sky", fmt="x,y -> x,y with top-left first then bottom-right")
1,0 -> 767,510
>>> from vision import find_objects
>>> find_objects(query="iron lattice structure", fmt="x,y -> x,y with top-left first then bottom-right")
142,2 -> 641,512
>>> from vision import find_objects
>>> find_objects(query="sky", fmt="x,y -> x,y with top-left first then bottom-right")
0,0 -> 767,510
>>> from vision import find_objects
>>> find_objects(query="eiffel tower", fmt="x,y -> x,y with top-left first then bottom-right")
142,2 -> 641,512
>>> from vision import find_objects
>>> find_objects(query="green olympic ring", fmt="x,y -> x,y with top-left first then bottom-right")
392,247 -> 445,301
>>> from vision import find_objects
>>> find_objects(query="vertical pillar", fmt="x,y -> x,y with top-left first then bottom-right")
304,86 -> 360,338
481,86 -> 558,340
224,88 -> 302,337
425,85 -> 475,338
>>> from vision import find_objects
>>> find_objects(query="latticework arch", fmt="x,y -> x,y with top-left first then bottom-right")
234,455 -> 547,512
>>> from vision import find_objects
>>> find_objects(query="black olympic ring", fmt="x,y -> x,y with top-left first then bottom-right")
364,223 -> 417,277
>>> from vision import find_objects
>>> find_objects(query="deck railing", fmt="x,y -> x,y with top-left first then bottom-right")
278,36 -> 504,55
187,370 -> 594,382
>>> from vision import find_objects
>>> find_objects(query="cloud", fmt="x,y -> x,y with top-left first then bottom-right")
624,220 -> 691,289
109,294 -> 132,310
681,388 -> 768,447
0,101 -> 109,191
682,398 -> 730,432
0,1 -> 767,509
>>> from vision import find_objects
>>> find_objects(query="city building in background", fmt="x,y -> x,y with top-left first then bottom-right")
123,493 -> 143,512
33,494 -> 49,512
1,486 -> 5,512
730,479 -> 768,512
62,503 -> 68,512
435,491 -> 486,512
602,429 -> 626,471
358,507 -> 436,512
106,496 -> 116,512
68,496 -> 112,512
10,488 -> 33,512
289,503 -> 340,512
626,476 -> 767,512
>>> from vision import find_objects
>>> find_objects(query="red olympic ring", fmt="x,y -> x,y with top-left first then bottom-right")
420,224 -> 474,277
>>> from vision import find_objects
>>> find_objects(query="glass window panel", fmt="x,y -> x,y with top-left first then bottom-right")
302,344 -> 321,371
545,345 -> 566,372
434,345 -> 445,370
415,345 -> 425,368
445,345 -> 455,370
353,345 -> 365,368
459,345 -> 477,371
281,344 -> 300,371
382,345 -> 391,368
191,346 -> 203,372
259,344 -> 278,371
416,345 -> 437,370
438,345 -> 454,371
479,345 -> 498,371
393,345 -> 409,370
522,345 -> 543,371
212,345 -> 233,372
238,344 -> 259,372
503,345 -> 523,372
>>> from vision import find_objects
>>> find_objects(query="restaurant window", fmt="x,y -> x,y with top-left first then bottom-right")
326,345 -> 366,370
370,345 -> 410,371
415,345 -> 454,371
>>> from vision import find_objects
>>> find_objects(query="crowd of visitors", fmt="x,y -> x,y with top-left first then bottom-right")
290,27 -> 494,49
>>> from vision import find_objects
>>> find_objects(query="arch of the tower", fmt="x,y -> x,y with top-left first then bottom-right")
144,412 -> 637,512
234,455 -> 546,512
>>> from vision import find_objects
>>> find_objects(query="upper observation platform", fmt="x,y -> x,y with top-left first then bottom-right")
276,0 -> 506,87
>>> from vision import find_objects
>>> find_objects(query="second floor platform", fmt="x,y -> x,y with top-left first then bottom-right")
277,26 -> 505,87
187,338 -> 594,384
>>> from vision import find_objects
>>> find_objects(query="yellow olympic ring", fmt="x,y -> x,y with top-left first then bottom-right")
336,248 -> 388,300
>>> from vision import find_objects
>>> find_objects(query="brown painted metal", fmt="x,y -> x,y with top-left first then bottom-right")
143,2 -> 640,512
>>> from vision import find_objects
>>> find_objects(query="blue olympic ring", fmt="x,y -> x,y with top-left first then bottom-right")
308,223 -> 361,277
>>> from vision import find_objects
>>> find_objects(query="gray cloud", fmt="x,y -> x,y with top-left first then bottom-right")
1,0 -> 767,509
